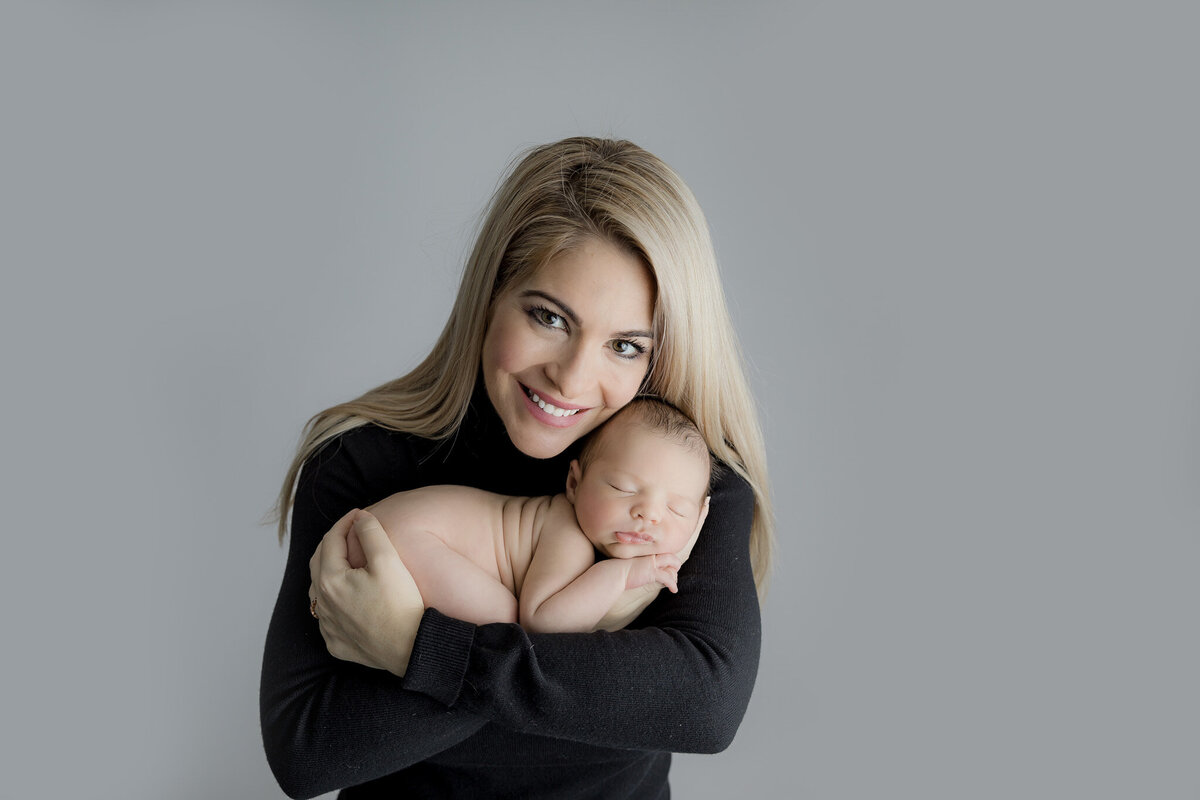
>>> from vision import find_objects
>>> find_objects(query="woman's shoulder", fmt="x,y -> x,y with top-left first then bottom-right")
301,423 -> 443,501
697,462 -> 757,553
311,421 -> 431,464
710,460 -> 755,508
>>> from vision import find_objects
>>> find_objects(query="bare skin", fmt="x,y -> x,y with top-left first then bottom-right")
346,419 -> 710,634
308,239 -> 667,672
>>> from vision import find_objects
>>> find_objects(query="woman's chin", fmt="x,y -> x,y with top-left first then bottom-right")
507,427 -> 577,459
503,401 -> 602,458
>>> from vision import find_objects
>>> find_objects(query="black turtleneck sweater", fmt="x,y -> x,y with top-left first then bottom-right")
260,386 -> 761,799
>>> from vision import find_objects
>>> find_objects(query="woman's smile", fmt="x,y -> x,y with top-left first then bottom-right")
481,237 -> 655,459
521,384 -> 588,427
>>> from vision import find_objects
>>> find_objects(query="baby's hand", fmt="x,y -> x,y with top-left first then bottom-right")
626,553 -> 683,593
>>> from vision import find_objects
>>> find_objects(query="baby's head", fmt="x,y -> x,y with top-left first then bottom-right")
566,397 -> 712,559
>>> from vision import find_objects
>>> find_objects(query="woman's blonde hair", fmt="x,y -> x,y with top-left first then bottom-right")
272,137 -> 774,598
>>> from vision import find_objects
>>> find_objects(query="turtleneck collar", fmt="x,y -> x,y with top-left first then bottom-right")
430,378 -> 576,497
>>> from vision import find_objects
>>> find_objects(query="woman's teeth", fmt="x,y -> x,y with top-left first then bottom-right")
528,390 -> 580,417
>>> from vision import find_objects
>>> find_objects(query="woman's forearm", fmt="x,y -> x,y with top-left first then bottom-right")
261,429 -> 761,796
260,448 -> 484,797
402,471 -> 761,754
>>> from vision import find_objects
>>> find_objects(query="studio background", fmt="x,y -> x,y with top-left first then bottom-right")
4,2 -> 1197,798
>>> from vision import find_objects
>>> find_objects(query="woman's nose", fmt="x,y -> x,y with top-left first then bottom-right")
547,342 -> 595,400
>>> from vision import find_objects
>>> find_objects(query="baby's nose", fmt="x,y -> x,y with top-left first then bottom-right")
633,502 -> 661,524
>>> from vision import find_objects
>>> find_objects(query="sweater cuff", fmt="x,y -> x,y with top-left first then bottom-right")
401,608 -> 475,706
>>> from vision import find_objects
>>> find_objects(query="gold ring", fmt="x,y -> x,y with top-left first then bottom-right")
309,597 -> 319,619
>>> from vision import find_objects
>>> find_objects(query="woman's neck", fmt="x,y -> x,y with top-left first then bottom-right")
430,380 -> 575,497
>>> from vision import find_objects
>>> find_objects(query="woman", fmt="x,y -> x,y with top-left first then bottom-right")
261,137 -> 773,799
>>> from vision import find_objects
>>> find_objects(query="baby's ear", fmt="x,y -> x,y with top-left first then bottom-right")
565,459 -> 582,503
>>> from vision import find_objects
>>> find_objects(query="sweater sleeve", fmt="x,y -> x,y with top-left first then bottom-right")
401,467 -> 762,754
259,431 -> 487,799
261,428 -> 763,797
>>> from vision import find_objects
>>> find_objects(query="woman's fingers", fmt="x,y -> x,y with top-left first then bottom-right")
305,508 -> 425,675
309,509 -> 360,629
311,508 -> 358,580
320,514 -> 352,565
350,510 -> 401,570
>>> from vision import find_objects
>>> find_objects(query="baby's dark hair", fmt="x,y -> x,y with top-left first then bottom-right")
578,396 -> 716,489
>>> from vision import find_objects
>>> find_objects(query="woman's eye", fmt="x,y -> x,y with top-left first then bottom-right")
530,306 -> 566,330
610,339 -> 646,359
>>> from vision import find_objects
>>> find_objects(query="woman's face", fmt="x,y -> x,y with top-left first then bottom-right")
482,237 -> 655,459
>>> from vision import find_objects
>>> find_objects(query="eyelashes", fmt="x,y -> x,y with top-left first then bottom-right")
525,304 -> 649,360
607,483 -> 689,517
529,305 -> 567,330
609,339 -> 647,358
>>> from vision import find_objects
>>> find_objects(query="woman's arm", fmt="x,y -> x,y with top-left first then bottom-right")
402,469 -> 761,754
262,427 -> 760,795
259,430 -> 487,799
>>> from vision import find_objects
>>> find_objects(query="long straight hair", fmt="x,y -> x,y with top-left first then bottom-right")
272,137 -> 775,598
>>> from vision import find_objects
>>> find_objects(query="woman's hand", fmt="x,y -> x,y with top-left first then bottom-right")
308,509 -> 425,676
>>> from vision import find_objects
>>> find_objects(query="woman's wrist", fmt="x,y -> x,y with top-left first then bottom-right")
401,609 -> 476,705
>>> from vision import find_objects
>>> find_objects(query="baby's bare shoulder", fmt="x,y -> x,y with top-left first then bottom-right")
537,493 -> 587,541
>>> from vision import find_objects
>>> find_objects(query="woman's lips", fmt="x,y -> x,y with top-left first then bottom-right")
615,531 -> 653,544
521,385 -> 588,428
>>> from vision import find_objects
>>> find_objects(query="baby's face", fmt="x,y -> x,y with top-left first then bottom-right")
568,419 -> 709,559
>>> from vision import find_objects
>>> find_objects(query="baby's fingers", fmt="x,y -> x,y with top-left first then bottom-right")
655,553 -> 682,572
654,554 -> 680,593
659,569 -> 679,593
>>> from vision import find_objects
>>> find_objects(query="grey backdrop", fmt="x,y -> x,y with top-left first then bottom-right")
4,2 -> 1197,798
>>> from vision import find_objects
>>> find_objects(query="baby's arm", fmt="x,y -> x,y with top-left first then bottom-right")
519,496 -> 681,634
594,496 -> 710,632
593,583 -> 665,633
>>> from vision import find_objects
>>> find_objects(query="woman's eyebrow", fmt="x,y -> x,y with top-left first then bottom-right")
518,290 -> 654,339
519,290 -> 578,324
